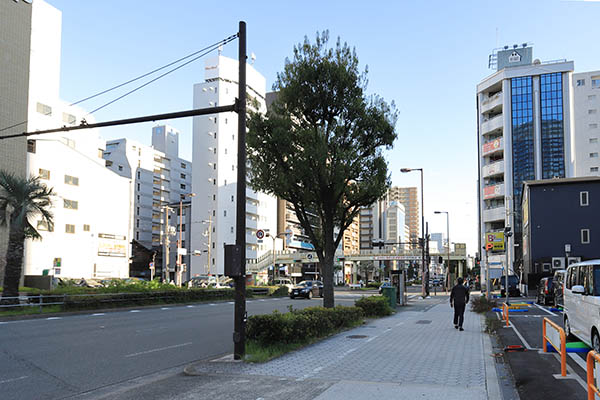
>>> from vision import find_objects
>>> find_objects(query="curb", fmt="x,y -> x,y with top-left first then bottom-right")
480,313 -> 504,400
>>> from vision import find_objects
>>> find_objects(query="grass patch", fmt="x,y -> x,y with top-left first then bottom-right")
470,295 -> 497,313
0,305 -> 62,317
485,315 -> 502,334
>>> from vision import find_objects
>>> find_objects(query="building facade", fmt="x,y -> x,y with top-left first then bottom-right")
388,187 -> 419,247
572,71 -> 600,178
521,177 -> 600,286
477,46 -> 575,283
190,56 -> 277,277
103,126 -> 192,282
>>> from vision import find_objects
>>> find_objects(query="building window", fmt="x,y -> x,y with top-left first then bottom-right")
136,219 -> 140,228
181,162 -> 186,169
138,171 -> 141,179
137,207 -> 140,215
591,138 -> 599,144
581,229 -> 590,244
62,112 -> 76,125
591,153 -> 599,158
65,224 -> 75,234
581,191 -> 589,206
118,165 -> 123,171
83,224 -> 90,232
213,210 -> 215,217
540,73 -> 565,180
212,258 -> 215,265
230,226 -> 234,233
180,173 -> 186,179
180,184 -> 186,190
224,180 -> 227,186
181,240 -> 185,248
589,95 -> 597,101
180,224 -> 185,232
39,169 -> 50,180
36,102 -> 52,116
63,137 -> 76,148
591,125 -> 599,130
231,195 -> 234,202
63,199 -> 78,210
106,160 -> 113,167
593,79 -> 600,88
577,79 -> 585,86
136,232 -> 139,240
589,109 -> 597,115
225,118 -> 228,124
64,175 -> 79,186
213,194 -> 216,201
137,183 -> 141,191
224,210 -> 227,217
27,140 -> 36,153
224,148 -> 228,155
232,165 -> 235,171
592,167 -> 599,172
37,220 -> 53,232
212,242 -> 215,249
98,149 -> 104,158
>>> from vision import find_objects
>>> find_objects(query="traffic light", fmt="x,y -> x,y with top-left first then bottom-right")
438,256 -> 443,264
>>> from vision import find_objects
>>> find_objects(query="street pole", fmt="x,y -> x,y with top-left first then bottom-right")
504,227 -> 512,305
434,211 -> 450,292
163,206 -> 170,283
207,215 -> 212,276
400,168 -> 425,298
233,21 -> 247,360
485,246 -> 490,301
178,198 -> 183,286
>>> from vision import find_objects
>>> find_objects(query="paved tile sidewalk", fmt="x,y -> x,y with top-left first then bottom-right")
188,298 -> 500,399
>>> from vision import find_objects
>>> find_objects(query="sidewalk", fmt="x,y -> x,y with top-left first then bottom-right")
180,297 -> 503,400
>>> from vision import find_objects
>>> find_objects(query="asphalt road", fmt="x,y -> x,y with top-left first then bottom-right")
0,292 -> 366,400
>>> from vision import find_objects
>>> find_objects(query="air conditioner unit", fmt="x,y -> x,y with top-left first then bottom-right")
552,257 -> 565,270
568,257 -> 581,266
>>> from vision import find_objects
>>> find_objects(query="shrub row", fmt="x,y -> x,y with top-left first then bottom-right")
470,295 -> 496,313
366,282 -> 381,289
355,295 -> 393,317
246,306 -> 364,346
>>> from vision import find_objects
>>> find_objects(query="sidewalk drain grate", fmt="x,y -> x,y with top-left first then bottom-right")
415,320 -> 432,324
347,335 -> 368,339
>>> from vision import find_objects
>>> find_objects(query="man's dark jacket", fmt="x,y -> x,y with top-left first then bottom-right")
450,284 -> 470,305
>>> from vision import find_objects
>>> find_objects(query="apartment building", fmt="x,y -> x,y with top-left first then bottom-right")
572,72 -> 600,177
477,45 -> 575,280
103,125 -> 192,282
190,56 -> 277,277
388,187 -> 419,247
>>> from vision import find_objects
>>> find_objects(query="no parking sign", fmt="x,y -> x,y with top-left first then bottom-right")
256,229 -> 265,239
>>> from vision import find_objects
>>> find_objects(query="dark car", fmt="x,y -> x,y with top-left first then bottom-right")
290,280 -> 323,299
536,277 -> 554,305
553,269 -> 566,306
379,281 -> 392,294
500,275 -> 520,297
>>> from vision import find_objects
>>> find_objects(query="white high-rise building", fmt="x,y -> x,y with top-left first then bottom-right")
103,125 -> 192,282
21,0 -> 130,279
572,72 -> 600,177
191,56 -> 277,277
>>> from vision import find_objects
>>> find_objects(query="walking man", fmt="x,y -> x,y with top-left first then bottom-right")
450,277 -> 470,331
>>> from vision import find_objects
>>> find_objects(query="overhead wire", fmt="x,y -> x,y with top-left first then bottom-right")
0,33 -> 238,134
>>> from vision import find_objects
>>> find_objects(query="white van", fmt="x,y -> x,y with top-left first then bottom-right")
563,260 -> 600,351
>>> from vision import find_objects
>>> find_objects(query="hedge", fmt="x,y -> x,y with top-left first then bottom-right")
246,306 -> 364,346
355,295 -> 393,317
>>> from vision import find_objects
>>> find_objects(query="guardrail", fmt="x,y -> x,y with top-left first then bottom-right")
543,317 -> 567,377
0,294 -> 66,313
587,350 -> 600,400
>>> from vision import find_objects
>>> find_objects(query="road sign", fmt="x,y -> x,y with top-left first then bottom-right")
149,262 -> 155,268
486,243 -> 493,251
256,229 -> 265,239
307,253 -> 313,260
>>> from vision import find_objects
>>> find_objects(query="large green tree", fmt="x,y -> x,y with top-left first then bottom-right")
0,171 -> 54,301
247,32 -> 397,308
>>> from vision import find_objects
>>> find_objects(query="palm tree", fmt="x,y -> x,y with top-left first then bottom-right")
0,170 -> 54,301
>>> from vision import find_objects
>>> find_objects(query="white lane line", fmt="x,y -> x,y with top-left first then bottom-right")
161,308 -> 170,310
509,321 -> 535,350
366,336 -> 378,343
568,352 -> 588,372
259,299 -> 266,302
91,313 -> 105,316
209,304 -> 217,306
46,317 -> 62,320
125,342 -> 192,358
534,303 -> 557,316
186,305 -> 195,308
0,376 -> 28,385
130,310 -> 140,313
227,302 -> 234,305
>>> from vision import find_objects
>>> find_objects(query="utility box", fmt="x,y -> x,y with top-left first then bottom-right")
224,244 -> 243,277
381,286 -> 397,309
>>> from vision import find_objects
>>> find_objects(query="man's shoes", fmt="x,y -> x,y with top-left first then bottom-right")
459,327 -> 464,331
454,325 -> 458,329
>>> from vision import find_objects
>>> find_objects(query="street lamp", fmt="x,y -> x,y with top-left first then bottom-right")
176,193 -> 196,286
434,211 -> 450,291
401,167 -> 427,298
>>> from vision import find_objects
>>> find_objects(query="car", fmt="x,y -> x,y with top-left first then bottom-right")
536,277 -> 554,305
379,281 -> 392,294
553,269 -> 566,306
273,278 -> 294,293
499,275 -> 521,297
289,280 -> 323,299
563,260 -> 600,352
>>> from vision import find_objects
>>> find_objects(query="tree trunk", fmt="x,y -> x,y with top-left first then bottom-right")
2,224 -> 25,302
322,223 -> 336,308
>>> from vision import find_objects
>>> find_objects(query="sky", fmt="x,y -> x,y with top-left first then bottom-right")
44,0 -> 600,257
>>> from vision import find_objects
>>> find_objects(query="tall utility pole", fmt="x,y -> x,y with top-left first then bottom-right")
177,193 -> 195,286
233,21 -> 247,360
203,215 -> 212,276
162,205 -> 171,283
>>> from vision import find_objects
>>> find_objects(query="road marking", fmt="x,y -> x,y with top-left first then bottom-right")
366,336 -> 378,343
556,353 -> 588,390
259,299 -> 266,302
0,376 -> 28,385
125,342 -> 192,358
227,302 -> 234,305
186,305 -> 195,308
161,308 -> 170,310
508,321 -> 535,350
91,313 -> 105,316
395,322 -> 404,327
46,317 -> 62,320
130,310 -> 140,313
534,303 -> 557,316
209,304 -> 217,306
568,352 -> 588,372
313,366 -> 323,373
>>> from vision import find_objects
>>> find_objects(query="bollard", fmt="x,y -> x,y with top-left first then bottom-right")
587,350 -> 600,400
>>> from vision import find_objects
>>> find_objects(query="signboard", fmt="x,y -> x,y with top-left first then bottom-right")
372,255 -> 420,261
177,248 -> 187,256
486,232 -> 505,251
483,185 -> 502,200
546,323 -> 561,353
98,233 -> 127,257
256,229 -> 265,239
482,139 -> 501,155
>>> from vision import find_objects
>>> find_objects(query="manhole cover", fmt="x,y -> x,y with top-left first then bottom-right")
415,320 -> 432,324
347,335 -> 368,339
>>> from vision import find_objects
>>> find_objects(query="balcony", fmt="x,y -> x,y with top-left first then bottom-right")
481,114 -> 503,136
246,201 -> 258,215
481,92 -> 503,114
483,206 -> 505,222
481,137 -> 503,157
482,160 -> 504,178
483,183 -> 504,200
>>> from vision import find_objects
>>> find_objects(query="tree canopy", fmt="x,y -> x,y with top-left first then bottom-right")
247,32 -> 397,307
